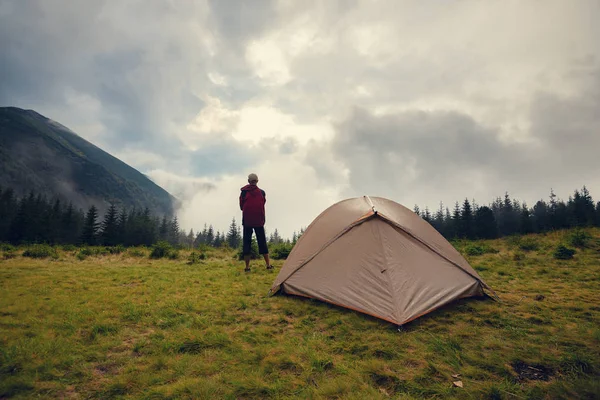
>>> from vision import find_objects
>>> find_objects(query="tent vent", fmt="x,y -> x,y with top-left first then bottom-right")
364,195 -> 377,214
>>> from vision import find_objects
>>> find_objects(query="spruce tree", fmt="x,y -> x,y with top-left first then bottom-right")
101,204 -> 119,246
81,205 -> 100,245
532,200 -> 549,232
0,187 -> 16,242
451,202 -> 461,238
206,225 -> 215,246
413,205 -> 421,216
226,218 -> 241,248
461,199 -> 473,239
159,216 -> 169,242
168,216 -> 180,245
187,229 -> 195,248
116,208 -> 128,245
519,202 -> 533,234
474,206 -> 497,239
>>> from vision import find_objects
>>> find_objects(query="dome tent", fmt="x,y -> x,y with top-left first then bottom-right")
270,196 -> 497,326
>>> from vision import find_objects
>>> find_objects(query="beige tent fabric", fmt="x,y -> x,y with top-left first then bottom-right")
270,196 -> 494,325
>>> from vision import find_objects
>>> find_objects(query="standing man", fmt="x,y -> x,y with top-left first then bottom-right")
239,173 -> 272,272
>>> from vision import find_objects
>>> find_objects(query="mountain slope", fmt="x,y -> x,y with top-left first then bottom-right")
0,107 -> 176,216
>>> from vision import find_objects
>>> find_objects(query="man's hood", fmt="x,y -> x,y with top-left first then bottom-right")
240,184 -> 260,192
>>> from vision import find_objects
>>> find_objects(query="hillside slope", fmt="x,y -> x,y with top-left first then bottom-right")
0,107 -> 176,216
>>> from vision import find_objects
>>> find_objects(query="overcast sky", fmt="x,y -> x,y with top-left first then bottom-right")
1,0 -> 599,238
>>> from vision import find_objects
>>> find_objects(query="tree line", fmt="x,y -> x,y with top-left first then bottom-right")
0,185 -> 301,249
413,186 -> 600,240
1,184 -> 598,248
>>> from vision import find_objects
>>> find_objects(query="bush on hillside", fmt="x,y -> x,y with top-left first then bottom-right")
22,244 -> 59,259
61,244 -> 77,252
107,245 -> 125,255
150,241 -> 178,259
519,237 -> 540,251
464,243 -> 499,256
568,229 -> 591,248
128,248 -> 146,258
553,245 -> 576,260
3,250 -> 17,259
187,251 -> 206,265
270,242 -> 294,260
1,243 -> 16,252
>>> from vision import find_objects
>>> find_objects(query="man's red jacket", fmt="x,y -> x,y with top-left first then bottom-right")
239,184 -> 266,227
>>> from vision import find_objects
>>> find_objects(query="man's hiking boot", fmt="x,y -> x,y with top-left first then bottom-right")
244,267 -> 250,273
266,265 -> 274,270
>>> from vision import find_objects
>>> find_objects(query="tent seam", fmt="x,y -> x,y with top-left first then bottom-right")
373,216 -> 403,324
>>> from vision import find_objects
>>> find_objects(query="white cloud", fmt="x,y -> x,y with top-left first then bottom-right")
233,106 -> 334,145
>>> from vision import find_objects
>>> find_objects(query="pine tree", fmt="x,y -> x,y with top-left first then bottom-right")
159,216 -> 169,241
451,202 -> 461,238
9,192 -> 35,244
214,231 -> 223,247
81,205 -> 100,245
532,200 -> 549,232
116,208 -> 128,245
269,228 -> 282,244
549,188 -> 558,229
187,229 -> 195,248
226,218 -> 241,248
519,202 -> 533,234
474,206 -> 497,239
168,216 -> 180,245
413,205 -> 421,216
0,187 -> 16,242
460,198 -> 473,239
101,203 -> 119,246
206,225 -> 215,246
423,207 -> 432,223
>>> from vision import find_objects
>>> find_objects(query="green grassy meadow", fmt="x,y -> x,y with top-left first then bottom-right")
1,229 -> 599,399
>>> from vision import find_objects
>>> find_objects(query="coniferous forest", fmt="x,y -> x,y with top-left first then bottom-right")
1,184 -> 599,249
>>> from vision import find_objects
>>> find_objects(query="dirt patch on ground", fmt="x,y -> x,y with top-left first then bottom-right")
511,360 -> 552,381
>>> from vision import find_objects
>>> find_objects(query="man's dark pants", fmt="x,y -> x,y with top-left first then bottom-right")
243,226 -> 269,255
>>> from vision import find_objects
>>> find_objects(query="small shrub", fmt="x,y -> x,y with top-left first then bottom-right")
513,251 -> 525,261
22,244 -> 58,259
0,243 -> 16,252
519,237 -> 539,251
76,252 -> 87,261
187,252 -> 206,265
79,247 -> 94,257
465,245 -> 485,256
107,245 -> 125,255
568,229 -> 591,248
150,241 -> 176,259
128,248 -> 146,258
270,242 -> 294,260
167,250 -> 179,260
464,243 -> 498,256
95,247 -> 110,256
554,245 -> 576,260
61,244 -> 77,252
3,250 -> 17,259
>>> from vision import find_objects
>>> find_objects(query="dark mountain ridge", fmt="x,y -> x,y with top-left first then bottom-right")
0,106 -> 177,216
